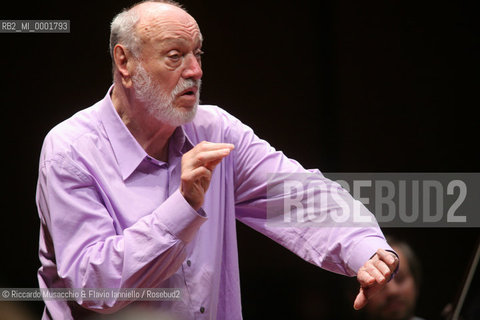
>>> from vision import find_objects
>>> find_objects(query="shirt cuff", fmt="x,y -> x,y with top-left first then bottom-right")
386,249 -> 400,280
347,235 -> 395,274
154,189 -> 208,244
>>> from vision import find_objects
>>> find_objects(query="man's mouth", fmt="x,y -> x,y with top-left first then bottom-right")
179,87 -> 198,97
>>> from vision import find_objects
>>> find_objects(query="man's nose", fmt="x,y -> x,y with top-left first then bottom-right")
182,53 -> 203,80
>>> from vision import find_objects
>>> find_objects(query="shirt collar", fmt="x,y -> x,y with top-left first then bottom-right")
98,85 -> 194,180
169,125 -> 194,160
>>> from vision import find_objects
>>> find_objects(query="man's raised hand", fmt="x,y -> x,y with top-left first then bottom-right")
180,141 -> 234,211
354,248 -> 399,310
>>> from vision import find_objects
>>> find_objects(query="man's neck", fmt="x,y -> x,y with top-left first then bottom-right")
111,85 -> 176,162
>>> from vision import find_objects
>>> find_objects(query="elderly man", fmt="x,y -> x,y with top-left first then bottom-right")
36,1 -> 398,319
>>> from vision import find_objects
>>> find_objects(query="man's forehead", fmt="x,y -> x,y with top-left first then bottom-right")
133,2 -> 201,42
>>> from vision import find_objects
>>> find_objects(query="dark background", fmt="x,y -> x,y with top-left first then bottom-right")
1,0 -> 479,319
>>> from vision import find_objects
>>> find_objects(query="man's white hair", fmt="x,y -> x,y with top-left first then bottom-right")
109,0 -> 184,60
109,9 -> 141,59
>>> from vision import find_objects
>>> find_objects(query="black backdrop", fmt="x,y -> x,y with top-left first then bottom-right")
1,0 -> 479,319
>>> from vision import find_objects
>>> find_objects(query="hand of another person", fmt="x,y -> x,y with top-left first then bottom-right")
180,141 -> 234,211
354,248 -> 399,310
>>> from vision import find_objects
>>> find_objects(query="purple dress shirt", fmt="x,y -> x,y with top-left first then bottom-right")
36,86 -> 392,319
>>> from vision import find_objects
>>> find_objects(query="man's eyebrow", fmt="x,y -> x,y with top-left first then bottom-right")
159,36 -> 203,47
161,37 -> 186,43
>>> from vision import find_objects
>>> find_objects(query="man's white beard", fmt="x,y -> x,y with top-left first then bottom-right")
132,63 -> 201,127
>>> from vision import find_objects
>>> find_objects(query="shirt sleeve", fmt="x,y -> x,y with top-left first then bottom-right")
36,153 -> 206,313
225,114 -> 393,277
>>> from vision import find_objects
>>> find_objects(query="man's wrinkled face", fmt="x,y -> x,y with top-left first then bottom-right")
132,61 -> 201,127
131,3 -> 203,126
365,248 -> 417,320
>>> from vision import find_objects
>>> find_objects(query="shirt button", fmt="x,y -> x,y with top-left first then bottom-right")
186,260 -> 191,267
200,306 -> 205,313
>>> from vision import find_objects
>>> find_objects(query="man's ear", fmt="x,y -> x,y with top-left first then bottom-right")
113,44 -> 135,88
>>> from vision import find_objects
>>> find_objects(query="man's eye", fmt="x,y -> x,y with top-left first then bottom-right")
167,52 -> 182,61
167,50 -> 182,62
195,50 -> 204,58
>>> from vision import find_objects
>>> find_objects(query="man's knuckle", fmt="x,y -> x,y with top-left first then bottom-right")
200,167 -> 210,176
368,265 -> 378,275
